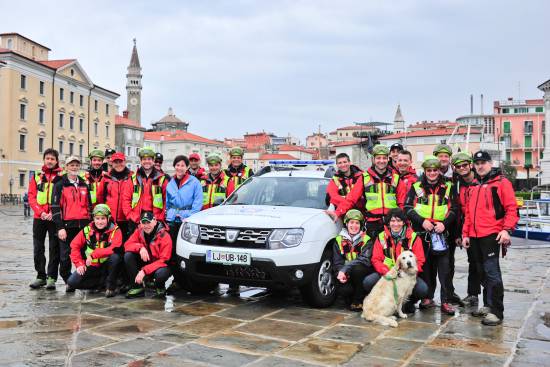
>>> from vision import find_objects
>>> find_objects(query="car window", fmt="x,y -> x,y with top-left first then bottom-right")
225,177 -> 329,209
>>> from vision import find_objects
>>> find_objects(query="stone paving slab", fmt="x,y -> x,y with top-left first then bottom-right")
1,205 -> 550,366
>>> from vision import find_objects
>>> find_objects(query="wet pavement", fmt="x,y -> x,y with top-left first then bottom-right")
1,205 -> 550,366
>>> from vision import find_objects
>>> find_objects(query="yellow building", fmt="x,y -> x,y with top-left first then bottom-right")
0,33 -> 119,195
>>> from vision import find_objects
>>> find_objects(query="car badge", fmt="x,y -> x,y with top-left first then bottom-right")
226,229 -> 239,243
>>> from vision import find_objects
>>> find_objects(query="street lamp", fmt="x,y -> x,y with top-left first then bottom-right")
9,177 -> 13,196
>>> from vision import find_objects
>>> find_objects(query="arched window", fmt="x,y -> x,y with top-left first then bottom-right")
6,38 -> 13,49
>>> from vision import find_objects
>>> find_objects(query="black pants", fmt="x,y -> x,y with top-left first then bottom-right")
466,245 -> 482,296
470,234 -> 504,319
421,237 -> 451,303
124,252 -> 171,289
24,204 -> 31,217
67,253 -> 122,290
363,273 -> 429,302
336,264 -> 373,303
168,221 -> 187,286
117,221 -> 131,244
59,226 -> 84,282
32,219 -> 60,280
365,220 -> 384,240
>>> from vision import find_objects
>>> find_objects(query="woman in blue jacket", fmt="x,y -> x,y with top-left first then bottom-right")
166,155 -> 203,291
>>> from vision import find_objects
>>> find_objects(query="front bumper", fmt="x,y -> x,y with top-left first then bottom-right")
179,253 -> 317,288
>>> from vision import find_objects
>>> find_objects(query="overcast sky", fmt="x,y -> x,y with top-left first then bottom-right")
3,0 -> 549,142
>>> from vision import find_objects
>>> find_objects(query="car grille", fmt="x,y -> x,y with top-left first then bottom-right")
198,225 -> 271,249
196,262 -> 272,280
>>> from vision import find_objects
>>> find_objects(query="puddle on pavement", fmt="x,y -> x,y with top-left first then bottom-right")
535,312 -> 550,339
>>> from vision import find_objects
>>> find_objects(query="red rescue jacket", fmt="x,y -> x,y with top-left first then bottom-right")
225,164 -> 254,197
121,167 -> 168,224
103,168 -> 133,223
462,169 -> 518,238
399,166 -> 418,195
124,222 -> 172,275
28,165 -> 62,218
326,165 -> 363,208
371,226 -> 425,275
70,221 -> 122,268
51,174 -> 92,230
189,166 -> 206,180
83,169 -> 105,208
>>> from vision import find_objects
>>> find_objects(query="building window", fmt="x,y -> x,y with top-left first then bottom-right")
106,125 -> 109,137
6,38 -> 13,49
524,121 -> 533,134
525,151 -> 532,166
60,88 -> 64,101
39,81 -> 45,95
19,173 -> 26,188
79,118 -> 84,132
59,141 -> 64,154
536,106 -> 544,113
79,95 -> 84,107
505,151 -> 511,163
79,144 -> 84,157
69,116 -> 74,130
127,146 -> 131,156
70,91 -> 74,104
39,108 -> 45,124
106,104 -> 110,115
20,104 -> 26,120
514,107 -> 528,114
38,137 -> 44,153
94,100 -> 98,112
69,142 -> 74,155
59,113 -> 64,128
525,135 -> 532,148
19,134 -> 26,151
20,74 -> 26,89
94,122 -> 98,136
502,108 -> 509,114
503,121 -> 511,134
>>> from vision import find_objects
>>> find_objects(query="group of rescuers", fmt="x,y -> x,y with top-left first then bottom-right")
27,140 -> 517,327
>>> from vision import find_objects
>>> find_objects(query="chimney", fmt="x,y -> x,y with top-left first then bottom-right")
123,110 -> 128,118
470,94 -> 474,115
480,94 -> 484,115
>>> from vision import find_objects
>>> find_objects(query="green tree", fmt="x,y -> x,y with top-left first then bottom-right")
501,161 -> 517,183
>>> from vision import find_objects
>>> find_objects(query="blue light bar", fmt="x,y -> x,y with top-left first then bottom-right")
269,160 -> 335,165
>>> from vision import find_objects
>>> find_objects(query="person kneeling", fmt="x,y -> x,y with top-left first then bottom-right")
334,209 -> 375,312
67,204 -> 123,297
363,208 -> 428,314
124,211 -> 172,299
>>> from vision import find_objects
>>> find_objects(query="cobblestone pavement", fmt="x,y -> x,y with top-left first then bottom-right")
1,205 -> 549,366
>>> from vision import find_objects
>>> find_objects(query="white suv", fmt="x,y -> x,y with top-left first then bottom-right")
176,161 -> 342,307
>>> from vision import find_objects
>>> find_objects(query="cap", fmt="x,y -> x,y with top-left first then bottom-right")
65,156 -> 81,165
104,148 -> 116,157
92,204 -> 111,217
344,209 -> 364,225
422,155 -> 441,169
433,144 -> 453,156
138,147 -> 155,159
110,152 -> 126,162
229,146 -> 244,157
371,144 -> 390,156
154,152 -> 164,162
206,153 -> 223,165
189,153 -> 201,161
140,211 -> 155,223
472,150 -> 492,162
390,143 -> 404,151
451,152 -> 472,166
89,149 -> 105,159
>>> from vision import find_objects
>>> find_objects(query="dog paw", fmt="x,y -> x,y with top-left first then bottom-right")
389,320 -> 398,327
398,313 -> 408,319
390,315 -> 397,320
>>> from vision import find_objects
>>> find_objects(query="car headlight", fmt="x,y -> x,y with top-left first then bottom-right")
181,222 -> 200,244
268,228 -> 304,249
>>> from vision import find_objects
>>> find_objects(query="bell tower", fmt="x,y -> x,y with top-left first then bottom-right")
126,38 -> 142,125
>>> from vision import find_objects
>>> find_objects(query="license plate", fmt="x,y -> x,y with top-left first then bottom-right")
206,250 -> 251,265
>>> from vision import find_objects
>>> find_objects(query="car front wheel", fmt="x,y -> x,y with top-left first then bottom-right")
299,248 -> 336,308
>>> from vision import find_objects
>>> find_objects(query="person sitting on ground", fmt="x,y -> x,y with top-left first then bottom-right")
67,204 -> 123,297
333,209 -> 375,311
363,208 -> 427,314
124,211 -> 172,299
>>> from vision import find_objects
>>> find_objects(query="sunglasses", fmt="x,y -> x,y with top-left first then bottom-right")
455,163 -> 470,169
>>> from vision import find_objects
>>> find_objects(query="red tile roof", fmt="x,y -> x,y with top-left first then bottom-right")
380,127 -> 481,140
144,130 -> 222,145
38,59 -> 75,69
115,115 -> 143,129
278,144 -> 310,152
260,153 -> 298,160
336,125 -> 377,131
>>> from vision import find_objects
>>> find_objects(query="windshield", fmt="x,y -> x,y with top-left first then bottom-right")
225,176 -> 329,209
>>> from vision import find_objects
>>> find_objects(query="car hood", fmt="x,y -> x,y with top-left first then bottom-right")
186,205 -> 324,228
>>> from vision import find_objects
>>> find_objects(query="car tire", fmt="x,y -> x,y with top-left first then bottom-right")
299,248 -> 336,308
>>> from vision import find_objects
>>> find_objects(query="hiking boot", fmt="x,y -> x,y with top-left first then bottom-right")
402,301 -> 417,314
441,303 -> 456,315
45,277 -> 56,290
226,284 -> 240,296
462,295 -> 479,306
166,282 -> 181,296
419,298 -> 436,309
448,293 -> 465,307
153,288 -> 166,299
105,289 -> 116,298
349,303 -> 363,312
29,278 -> 46,289
472,306 -> 491,318
126,287 -> 145,299
481,313 -> 503,326
65,284 -> 75,293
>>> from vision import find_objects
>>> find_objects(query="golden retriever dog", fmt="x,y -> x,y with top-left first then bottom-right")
361,250 -> 418,327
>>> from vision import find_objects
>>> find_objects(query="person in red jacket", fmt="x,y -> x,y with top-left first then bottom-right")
224,146 -> 254,198
28,148 -> 63,290
326,153 -> 363,210
462,151 -> 518,326
51,156 -> 92,292
189,153 -> 206,180
83,149 -> 106,208
103,152 -> 133,241
122,147 -> 169,235
67,204 -> 123,297
363,208 -> 428,314
388,143 -> 403,172
124,211 -> 172,298
396,150 -> 418,194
